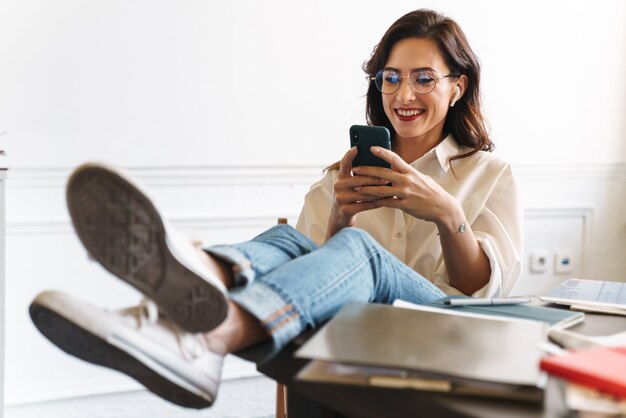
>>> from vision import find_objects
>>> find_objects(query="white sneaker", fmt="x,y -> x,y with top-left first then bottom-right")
66,162 -> 228,332
29,290 -> 223,409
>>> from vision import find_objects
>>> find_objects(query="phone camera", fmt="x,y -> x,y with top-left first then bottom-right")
352,132 -> 359,143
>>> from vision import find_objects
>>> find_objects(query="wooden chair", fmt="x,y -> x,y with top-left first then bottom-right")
276,217 -> 289,417
276,383 -> 288,418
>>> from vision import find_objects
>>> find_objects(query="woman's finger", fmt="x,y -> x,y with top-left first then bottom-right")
354,185 -> 400,199
372,197 -> 402,209
340,201 -> 379,215
370,146 -> 413,173
339,147 -> 358,178
335,192 -> 369,204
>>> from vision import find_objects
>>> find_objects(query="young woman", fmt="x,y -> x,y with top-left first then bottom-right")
30,9 -> 521,409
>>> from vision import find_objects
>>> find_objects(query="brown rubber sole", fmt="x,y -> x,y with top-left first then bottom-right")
66,164 -> 227,333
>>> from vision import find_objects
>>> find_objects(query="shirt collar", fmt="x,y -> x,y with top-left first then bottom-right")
431,134 -> 460,173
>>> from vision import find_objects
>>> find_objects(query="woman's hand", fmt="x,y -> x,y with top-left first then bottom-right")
353,146 -> 490,295
351,146 -> 463,234
326,147 -> 389,239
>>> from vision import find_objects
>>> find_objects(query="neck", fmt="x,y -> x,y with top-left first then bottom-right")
394,132 -> 445,164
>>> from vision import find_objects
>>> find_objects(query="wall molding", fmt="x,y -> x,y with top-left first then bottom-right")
5,165 -> 326,188
5,162 -> 626,187
523,206 -> 594,276
6,215 -> 300,236
6,165 -> 320,230
5,162 -> 625,232
514,162 -> 626,181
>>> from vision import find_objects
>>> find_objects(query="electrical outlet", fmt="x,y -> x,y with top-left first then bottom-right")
554,250 -> 574,275
529,249 -> 549,273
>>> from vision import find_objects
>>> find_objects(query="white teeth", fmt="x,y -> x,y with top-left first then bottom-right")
397,109 -> 424,117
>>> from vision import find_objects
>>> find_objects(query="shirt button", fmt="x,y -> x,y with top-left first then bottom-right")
394,231 -> 403,238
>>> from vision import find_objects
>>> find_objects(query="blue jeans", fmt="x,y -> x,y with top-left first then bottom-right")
206,224 -> 445,354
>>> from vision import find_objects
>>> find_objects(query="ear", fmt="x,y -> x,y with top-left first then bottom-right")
450,75 -> 468,107
449,87 -> 460,108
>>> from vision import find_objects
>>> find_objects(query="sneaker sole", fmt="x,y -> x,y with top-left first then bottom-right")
66,164 -> 227,333
29,302 -> 213,409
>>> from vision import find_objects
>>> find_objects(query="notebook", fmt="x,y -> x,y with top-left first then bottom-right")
540,278 -> 626,313
295,302 -> 547,402
540,346 -> 626,398
422,296 -> 585,329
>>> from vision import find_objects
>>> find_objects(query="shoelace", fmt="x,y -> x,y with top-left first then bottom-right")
119,298 -> 207,361
119,298 -> 160,328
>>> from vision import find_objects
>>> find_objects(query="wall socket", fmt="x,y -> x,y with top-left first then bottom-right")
554,250 -> 574,274
529,249 -> 549,273
529,249 -> 575,275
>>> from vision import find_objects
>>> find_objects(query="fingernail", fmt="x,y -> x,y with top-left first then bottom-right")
354,186 -> 362,191
352,167 -> 361,173
371,146 -> 380,154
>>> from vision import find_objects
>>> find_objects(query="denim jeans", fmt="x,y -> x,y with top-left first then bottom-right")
206,224 -> 445,354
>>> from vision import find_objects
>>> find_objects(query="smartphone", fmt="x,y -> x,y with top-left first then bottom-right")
349,125 -> 391,169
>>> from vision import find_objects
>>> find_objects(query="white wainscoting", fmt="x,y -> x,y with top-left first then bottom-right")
4,162 -> 626,407
4,165 -> 322,406
512,206 -> 594,296
515,163 -> 626,285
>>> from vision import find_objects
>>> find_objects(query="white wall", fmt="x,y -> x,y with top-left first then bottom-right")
2,0 -> 625,169
1,0 -> 626,416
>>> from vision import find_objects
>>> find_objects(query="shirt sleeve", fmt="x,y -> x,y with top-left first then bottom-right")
468,164 -> 523,297
295,170 -> 336,246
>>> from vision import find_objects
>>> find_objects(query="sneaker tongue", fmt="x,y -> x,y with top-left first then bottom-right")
179,333 -> 206,360
117,300 -> 208,360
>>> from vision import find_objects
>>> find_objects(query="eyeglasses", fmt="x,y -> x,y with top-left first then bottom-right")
372,69 -> 458,95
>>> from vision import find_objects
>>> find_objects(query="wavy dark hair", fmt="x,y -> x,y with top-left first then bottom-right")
364,9 -> 493,162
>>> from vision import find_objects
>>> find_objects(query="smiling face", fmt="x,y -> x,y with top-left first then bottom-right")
382,38 -> 461,150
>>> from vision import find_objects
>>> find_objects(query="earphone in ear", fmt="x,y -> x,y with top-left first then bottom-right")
450,85 -> 461,108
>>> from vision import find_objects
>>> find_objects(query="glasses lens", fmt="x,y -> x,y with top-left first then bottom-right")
375,70 -> 400,94
410,70 -> 437,94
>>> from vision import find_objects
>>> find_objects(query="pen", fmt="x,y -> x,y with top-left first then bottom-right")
444,297 -> 531,306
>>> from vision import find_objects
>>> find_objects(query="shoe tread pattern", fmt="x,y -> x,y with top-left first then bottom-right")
67,166 -> 227,332
69,170 -> 163,289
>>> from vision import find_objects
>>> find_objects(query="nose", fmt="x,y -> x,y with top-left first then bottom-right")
396,77 -> 415,104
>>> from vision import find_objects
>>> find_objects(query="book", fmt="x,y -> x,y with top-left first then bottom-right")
298,359 -> 544,402
540,346 -> 626,398
295,302 -> 547,402
548,327 -> 626,350
540,278 -> 626,314
565,382 -> 626,415
419,295 -> 585,329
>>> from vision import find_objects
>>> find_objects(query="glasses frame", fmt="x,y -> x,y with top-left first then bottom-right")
371,69 -> 459,95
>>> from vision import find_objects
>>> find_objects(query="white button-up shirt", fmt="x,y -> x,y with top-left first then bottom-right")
296,135 -> 522,297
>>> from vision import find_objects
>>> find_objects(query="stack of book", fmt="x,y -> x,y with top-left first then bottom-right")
541,346 -> 626,399
536,278 -> 626,412
294,300 -> 582,403
541,278 -> 626,315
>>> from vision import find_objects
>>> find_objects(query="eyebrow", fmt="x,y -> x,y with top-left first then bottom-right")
384,66 -> 436,72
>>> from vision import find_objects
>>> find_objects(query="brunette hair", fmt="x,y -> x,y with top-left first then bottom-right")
367,9 -> 492,157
